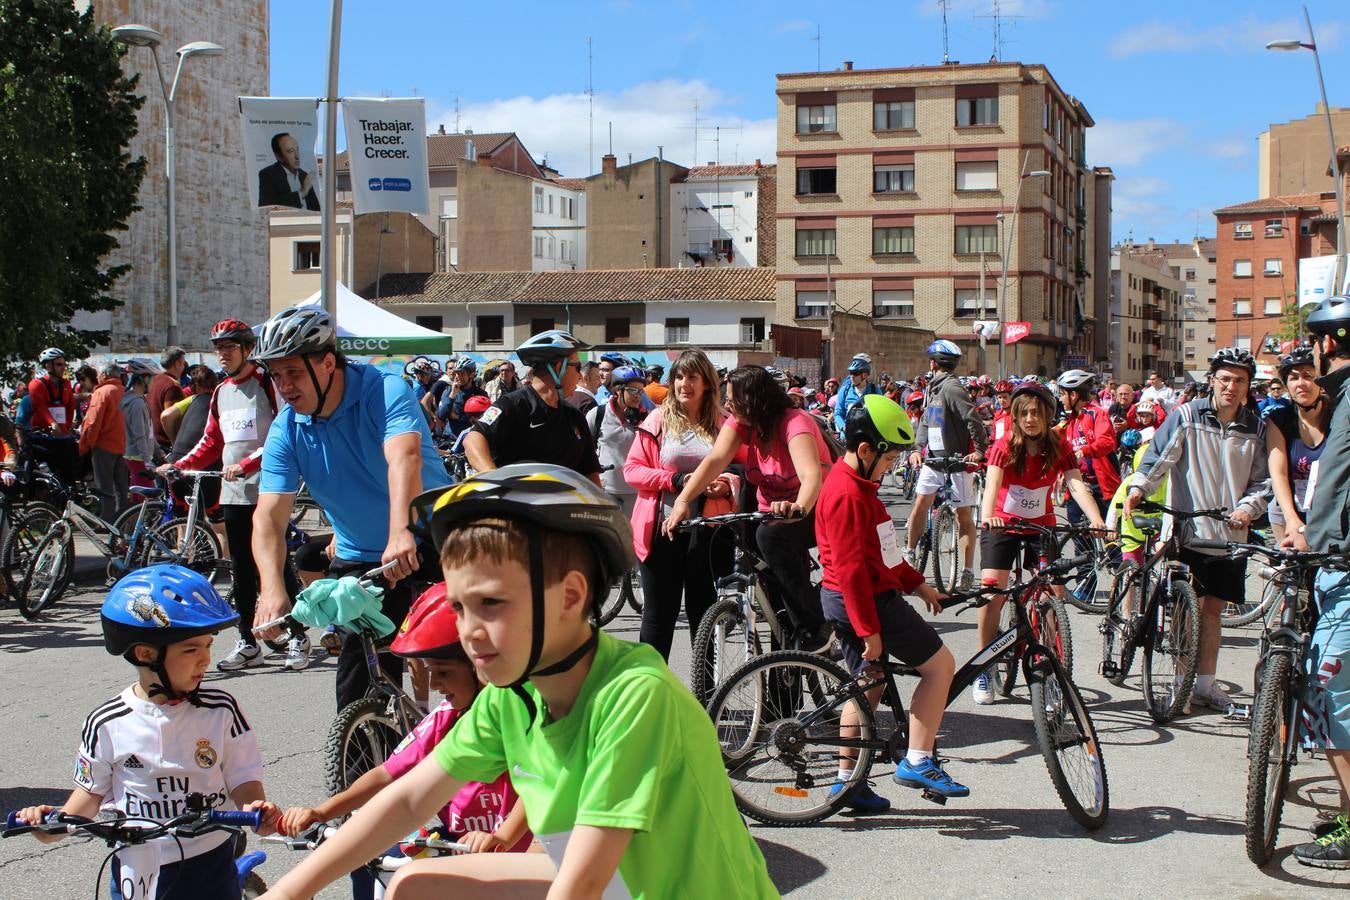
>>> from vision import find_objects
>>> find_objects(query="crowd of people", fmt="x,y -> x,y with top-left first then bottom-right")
4,294 -> 1350,896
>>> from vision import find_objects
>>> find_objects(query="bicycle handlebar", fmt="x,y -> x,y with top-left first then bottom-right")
1138,500 -> 1227,520
1189,539 -> 1350,569
674,510 -> 798,532
159,468 -> 222,481
4,805 -> 261,840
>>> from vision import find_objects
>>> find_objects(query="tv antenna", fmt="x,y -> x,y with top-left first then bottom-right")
975,0 -> 1026,62
812,24 -> 822,71
679,100 -> 742,167
587,37 -> 595,175
938,0 -> 951,63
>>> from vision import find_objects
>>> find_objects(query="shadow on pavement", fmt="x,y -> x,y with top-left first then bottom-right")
755,836 -> 828,895
0,614 -> 105,654
0,786 -> 68,812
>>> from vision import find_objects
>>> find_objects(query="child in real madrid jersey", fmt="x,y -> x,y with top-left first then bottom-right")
15,565 -> 280,899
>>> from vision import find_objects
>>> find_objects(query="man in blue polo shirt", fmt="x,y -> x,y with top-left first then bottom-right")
249,307 -> 451,709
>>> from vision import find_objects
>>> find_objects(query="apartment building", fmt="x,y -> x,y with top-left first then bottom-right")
775,60 -> 1107,378
1147,238 -> 1218,376
669,163 -> 777,267
586,155 -> 690,269
1109,245 -> 1185,384
1258,106 -> 1350,197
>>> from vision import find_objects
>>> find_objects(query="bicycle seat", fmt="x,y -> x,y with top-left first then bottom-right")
924,457 -> 972,475
130,486 -> 164,499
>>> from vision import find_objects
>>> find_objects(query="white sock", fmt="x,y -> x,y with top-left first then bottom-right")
905,749 -> 930,766
1195,674 -> 1215,695
837,767 -> 853,783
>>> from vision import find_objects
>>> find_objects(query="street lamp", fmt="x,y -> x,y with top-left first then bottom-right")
1267,4 -> 1346,295
996,152 -> 1052,379
111,24 -> 225,347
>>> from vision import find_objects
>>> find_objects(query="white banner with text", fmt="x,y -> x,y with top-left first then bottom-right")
341,98 -> 429,215
238,97 -> 322,211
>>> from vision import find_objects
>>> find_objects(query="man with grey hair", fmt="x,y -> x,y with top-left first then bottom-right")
149,346 -> 187,448
78,362 -> 129,520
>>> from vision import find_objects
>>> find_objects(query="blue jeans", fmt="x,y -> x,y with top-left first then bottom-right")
1308,569 -> 1350,750
110,838 -> 235,900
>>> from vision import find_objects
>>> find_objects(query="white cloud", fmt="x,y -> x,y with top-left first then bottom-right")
1112,176 -> 1177,239
429,79 -> 777,178
1089,118 -> 1181,167
917,0 -> 1050,17
1109,17 -> 1344,58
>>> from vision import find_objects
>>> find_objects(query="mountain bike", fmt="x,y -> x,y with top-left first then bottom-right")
3,795 -> 267,898
708,554 -> 1108,830
913,457 -> 975,593
887,456 -> 918,501
1218,529 -> 1278,628
1098,501 -> 1226,722
268,823 -> 470,899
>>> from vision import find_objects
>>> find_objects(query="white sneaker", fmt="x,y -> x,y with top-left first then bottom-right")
958,569 -> 977,592
284,636 -> 311,671
1190,681 -> 1230,712
973,672 -> 995,705
218,640 -> 263,672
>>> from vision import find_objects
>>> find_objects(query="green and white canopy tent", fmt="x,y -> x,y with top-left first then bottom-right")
285,283 -> 452,355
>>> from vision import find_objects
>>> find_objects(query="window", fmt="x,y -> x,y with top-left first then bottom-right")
1300,221 -> 1313,236
1235,335 -> 1252,352
1265,218 -> 1283,238
795,290 -> 829,319
873,165 -> 915,193
955,160 -> 998,191
740,317 -> 766,343
294,241 -> 321,270
547,237 -> 555,259
796,104 -> 837,133
1264,297 -> 1283,316
1186,346 -> 1197,359
558,239 -> 567,262
530,318 -> 555,335
414,315 -> 443,332
547,195 -> 554,215
1234,259 -> 1252,277
956,95 -> 998,126
954,288 -> 997,318
873,289 -> 915,318
873,226 -> 914,255
664,317 -> 690,343
795,228 -> 836,257
1185,268 -> 1196,281
477,315 -> 504,344
1234,221 -> 1253,239
1185,328 -> 1196,341
796,166 -> 837,195
955,224 -> 998,254
1234,298 -> 1252,316
605,317 -> 630,343
873,100 -> 914,130
534,236 -> 544,258
534,186 -> 544,212
712,238 -> 733,261
1264,258 -> 1282,275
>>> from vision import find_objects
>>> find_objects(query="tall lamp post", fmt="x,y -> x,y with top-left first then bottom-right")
996,151 -> 1051,379
1268,4 -> 1346,294
111,25 -> 224,347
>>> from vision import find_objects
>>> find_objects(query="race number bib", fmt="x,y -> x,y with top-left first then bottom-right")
114,842 -> 161,900
219,407 -> 258,442
49,406 -> 67,425
1302,460 -> 1321,511
877,519 -> 903,568
927,425 -> 945,452
1003,484 -> 1049,519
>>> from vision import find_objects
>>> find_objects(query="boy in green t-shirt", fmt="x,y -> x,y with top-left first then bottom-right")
265,463 -> 779,900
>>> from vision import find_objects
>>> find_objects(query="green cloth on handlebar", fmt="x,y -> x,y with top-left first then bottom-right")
290,576 -> 397,636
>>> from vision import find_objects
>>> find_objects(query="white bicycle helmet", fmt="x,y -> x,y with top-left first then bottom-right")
1055,369 -> 1096,393
38,347 -> 65,364
252,307 -> 337,364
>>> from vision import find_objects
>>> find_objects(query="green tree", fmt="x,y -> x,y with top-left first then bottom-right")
1278,293 -> 1312,345
0,0 -> 145,364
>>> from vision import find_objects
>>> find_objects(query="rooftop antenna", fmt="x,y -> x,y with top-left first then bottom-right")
975,0 -> 1025,62
939,0 -> 950,63
453,96 -> 461,134
692,98 -> 699,168
812,24 -> 821,71
587,37 -> 594,176
608,121 -> 613,155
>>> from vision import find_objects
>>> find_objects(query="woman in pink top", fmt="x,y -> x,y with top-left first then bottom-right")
663,365 -> 834,651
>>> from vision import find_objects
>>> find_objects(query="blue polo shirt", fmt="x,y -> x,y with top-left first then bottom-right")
260,363 -> 451,562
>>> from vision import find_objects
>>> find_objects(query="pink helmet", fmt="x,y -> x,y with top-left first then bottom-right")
827,395 -> 839,409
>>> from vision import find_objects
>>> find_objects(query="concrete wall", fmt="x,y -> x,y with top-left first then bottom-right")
640,300 -> 773,347
268,211 -> 353,313
352,213 -> 437,296
457,160 -> 531,271
669,175 -> 760,267
586,158 -> 689,269
506,304 -> 642,347
1259,107 -> 1350,197
530,182 -> 587,271
827,311 -> 935,381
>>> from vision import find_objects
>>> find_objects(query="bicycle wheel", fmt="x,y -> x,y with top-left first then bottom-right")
1222,573 -> 1280,628
902,468 -> 917,502
291,492 -> 331,533
1,507 -> 59,599
1029,661 -> 1109,830
18,522 -> 74,620
690,597 -> 762,707
1100,562 -> 1140,687
992,598 -> 1019,697
707,650 -> 871,826
915,524 -> 931,579
1141,579 -> 1200,723
1058,534 -> 1109,614
1028,589 -> 1074,681
324,695 -> 406,797
1245,650 -> 1293,865
597,568 -> 637,627
930,508 -> 959,593
145,516 -> 226,584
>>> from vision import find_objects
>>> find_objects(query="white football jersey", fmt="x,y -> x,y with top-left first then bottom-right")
75,685 -> 264,860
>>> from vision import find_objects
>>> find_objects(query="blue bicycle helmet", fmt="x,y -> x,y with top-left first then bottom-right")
1120,429 -> 1142,450
102,564 -> 238,699
600,351 -> 629,368
847,357 -> 870,374
611,365 -> 644,384
927,339 -> 962,367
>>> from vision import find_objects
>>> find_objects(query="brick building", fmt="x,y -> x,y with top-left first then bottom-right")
1259,106 -> 1350,197
1109,244 -> 1185,384
1148,238 -> 1218,377
774,60 -> 1109,380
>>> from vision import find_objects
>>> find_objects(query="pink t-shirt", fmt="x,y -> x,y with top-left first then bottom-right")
729,407 -> 831,511
383,700 -> 531,849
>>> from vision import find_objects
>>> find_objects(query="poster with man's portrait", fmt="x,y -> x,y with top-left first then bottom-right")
239,97 -> 322,211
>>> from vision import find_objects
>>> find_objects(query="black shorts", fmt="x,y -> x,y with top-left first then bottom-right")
1177,547 -> 1248,605
979,528 -> 1058,572
821,587 -> 943,676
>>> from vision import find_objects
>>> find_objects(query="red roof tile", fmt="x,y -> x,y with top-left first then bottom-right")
334,132 -> 516,172
686,164 -> 775,178
1214,193 -> 1325,215
366,267 -> 776,306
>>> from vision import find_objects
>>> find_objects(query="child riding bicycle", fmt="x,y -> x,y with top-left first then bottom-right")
14,564 -> 280,899
816,395 -> 965,813
278,581 -> 533,898
264,464 -> 778,899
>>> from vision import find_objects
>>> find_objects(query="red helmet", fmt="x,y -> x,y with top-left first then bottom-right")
211,318 -> 255,344
464,395 -> 491,415
994,380 -> 1015,393
390,582 -> 463,659
905,390 -> 924,407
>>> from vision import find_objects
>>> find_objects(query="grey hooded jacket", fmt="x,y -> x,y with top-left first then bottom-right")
916,370 -> 987,459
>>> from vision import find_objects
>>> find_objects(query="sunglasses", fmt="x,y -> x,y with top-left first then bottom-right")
618,386 -> 644,396
214,341 -> 242,352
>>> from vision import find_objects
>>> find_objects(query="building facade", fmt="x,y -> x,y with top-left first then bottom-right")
1109,245 -> 1186,385
586,155 -> 689,270
774,60 -> 1105,379
77,0 -> 270,350
669,163 -> 775,268
1150,238 -> 1218,377
1258,106 -> 1350,197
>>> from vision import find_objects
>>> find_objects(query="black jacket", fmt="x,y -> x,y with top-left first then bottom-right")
258,161 -> 320,210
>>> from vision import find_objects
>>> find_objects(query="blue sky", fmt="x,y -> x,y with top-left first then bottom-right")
270,0 -> 1348,244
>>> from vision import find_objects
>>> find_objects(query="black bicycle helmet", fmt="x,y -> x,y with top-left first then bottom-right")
1278,345 -> 1316,378
1306,295 -> 1350,343
1011,381 -> 1058,412
1209,346 -> 1257,377
410,463 -> 633,726
252,307 -> 336,363
515,330 -> 588,387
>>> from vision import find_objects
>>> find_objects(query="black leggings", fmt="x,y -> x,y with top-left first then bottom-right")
754,513 -> 824,634
638,525 -> 733,661
222,504 -> 302,646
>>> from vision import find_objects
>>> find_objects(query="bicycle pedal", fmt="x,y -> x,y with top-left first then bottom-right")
1223,703 -> 1252,723
1099,661 -> 1119,679
920,789 -> 948,806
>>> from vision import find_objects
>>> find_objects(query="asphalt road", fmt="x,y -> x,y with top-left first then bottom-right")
1,487 -> 1347,898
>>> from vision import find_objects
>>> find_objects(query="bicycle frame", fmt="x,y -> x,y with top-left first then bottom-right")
350,625 -> 423,735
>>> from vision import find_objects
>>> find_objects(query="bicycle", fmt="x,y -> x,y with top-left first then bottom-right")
676,511 -> 811,707
3,794 -> 267,898
1218,529 -> 1279,629
887,455 -> 918,501
597,566 -> 645,626
1098,501 -> 1227,722
707,555 -> 1109,830
268,823 -> 470,898
16,470 -> 225,619
912,456 -> 976,593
